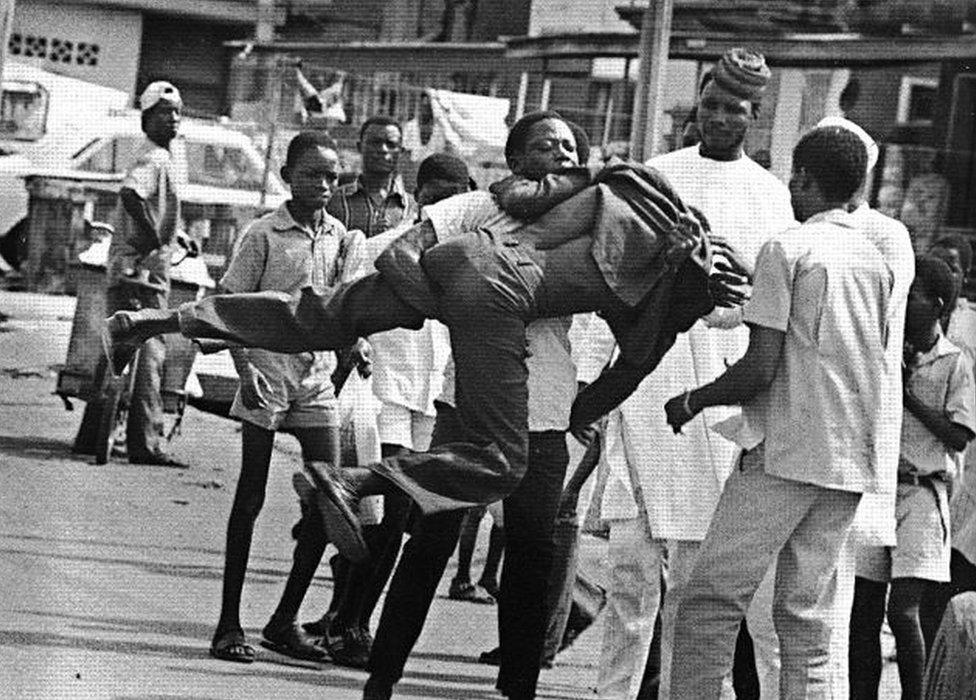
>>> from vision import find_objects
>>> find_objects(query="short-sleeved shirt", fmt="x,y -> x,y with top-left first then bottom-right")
901,333 -> 976,478
220,203 -> 367,398
424,190 -> 578,432
741,208 -> 893,493
948,298 -> 976,371
326,173 -> 418,238
106,138 -> 181,291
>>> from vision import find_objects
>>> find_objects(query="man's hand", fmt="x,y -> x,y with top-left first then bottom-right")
351,338 -> 372,379
708,234 -> 751,308
664,390 -> 696,434
175,231 -> 201,258
664,213 -> 703,266
239,365 -> 273,410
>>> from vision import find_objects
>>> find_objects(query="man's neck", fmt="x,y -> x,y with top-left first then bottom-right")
360,171 -> 394,197
698,143 -> 744,162
147,134 -> 173,150
286,200 -> 322,229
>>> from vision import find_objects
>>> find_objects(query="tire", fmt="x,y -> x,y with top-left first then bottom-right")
94,375 -> 126,465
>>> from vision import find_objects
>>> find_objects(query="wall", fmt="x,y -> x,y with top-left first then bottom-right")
9,0 -> 142,96
528,0 -> 635,36
139,14 -> 250,116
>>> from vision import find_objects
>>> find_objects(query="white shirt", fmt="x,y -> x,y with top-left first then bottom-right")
741,209 -> 892,493
597,148 -> 795,539
848,204 -> 915,545
901,332 -> 976,478
365,221 -> 451,417
424,191 -> 578,431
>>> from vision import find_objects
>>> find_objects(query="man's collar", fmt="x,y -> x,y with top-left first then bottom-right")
915,330 -> 960,366
270,203 -> 337,236
805,208 -> 855,227
353,173 -> 408,203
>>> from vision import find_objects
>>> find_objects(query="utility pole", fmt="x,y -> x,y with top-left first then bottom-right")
628,0 -> 674,162
0,0 -> 14,81
256,0 -> 275,42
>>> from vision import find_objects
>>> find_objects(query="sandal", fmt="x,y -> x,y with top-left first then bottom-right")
448,580 -> 496,605
210,628 -> 256,664
261,620 -> 327,662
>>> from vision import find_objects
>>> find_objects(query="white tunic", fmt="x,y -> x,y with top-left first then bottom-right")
599,147 -> 795,540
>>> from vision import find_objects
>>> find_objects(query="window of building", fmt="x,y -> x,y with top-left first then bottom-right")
897,76 -> 939,125
8,33 -> 100,67
0,80 -> 49,141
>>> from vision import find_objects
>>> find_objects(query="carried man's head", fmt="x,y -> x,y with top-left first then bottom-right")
415,153 -> 475,206
281,131 -> 342,210
139,81 -> 182,147
696,48 -> 769,161
357,116 -> 403,178
788,126 -> 867,222
504,110 -> 590,179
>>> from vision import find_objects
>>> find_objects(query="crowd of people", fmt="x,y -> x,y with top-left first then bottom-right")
82,45 -> 975,700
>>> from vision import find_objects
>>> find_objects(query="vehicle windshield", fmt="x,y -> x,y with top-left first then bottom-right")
184,140 -> 265,191
0,80 -> 49,141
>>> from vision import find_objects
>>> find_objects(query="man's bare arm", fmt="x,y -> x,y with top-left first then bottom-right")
120,187 -> 161,252
665,324 -> 785,433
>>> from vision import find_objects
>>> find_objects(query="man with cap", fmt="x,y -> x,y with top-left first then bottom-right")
573,47 -> 795,699
73,80 -> 195,467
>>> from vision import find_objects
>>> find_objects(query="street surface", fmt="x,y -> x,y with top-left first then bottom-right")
0,290 -> 898,699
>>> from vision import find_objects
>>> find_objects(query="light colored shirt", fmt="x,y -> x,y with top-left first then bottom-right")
425,190 -> 578,431
740,209 -> 892,493
901,332 -> 976,478
106,138 -> 181,291
220,203 -> 367,399
948,298 -> 976,370
597,148 -> 795,538
848,204 -> 915,545
365,220 -> 451,416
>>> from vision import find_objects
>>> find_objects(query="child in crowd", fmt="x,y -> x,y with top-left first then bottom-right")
928,233 -> 976,368
209,131 -> 371,664
849,255 -> 976,699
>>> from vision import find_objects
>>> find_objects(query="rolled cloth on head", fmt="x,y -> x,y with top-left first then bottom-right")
712,48 -> 770,101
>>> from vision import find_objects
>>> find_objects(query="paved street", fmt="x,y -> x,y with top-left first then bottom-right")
0,290 -> 898,699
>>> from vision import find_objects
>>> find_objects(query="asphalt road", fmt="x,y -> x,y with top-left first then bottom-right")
0,290 -> 897,699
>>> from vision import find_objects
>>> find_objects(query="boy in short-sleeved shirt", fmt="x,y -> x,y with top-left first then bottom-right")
210,131 -> 370,665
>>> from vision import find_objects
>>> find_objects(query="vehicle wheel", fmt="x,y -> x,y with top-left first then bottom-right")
94,376 -> 126,465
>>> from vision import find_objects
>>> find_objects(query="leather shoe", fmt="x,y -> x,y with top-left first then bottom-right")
305,461 -> 368,563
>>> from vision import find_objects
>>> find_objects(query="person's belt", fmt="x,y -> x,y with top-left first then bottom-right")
897,471 -> 945,486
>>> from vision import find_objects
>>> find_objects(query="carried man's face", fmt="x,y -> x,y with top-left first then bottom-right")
514,118 -> 580,179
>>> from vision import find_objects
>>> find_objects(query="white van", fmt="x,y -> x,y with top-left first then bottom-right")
0,61 -> 287,267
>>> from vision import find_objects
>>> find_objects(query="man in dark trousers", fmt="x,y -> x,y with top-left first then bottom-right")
74,80 -> 195,467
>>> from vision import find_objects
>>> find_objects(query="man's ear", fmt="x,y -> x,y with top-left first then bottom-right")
506,154 -> 523,176
280,165 -> 291,185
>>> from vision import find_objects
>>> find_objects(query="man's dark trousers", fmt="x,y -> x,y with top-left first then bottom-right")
75,282 -> 168,461
366,405 -> 570,700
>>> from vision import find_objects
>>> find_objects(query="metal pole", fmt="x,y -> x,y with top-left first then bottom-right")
628,0 -> 674,162
539,77 -> 551,111
515,71 -> 529,120
602,94 -> 615,149
256,0 -> 275,42
0,0 -> 14,82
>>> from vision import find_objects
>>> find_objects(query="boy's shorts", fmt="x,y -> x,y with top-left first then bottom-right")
377,402 -> 435,451
855,481 -> 951,583
231,352 -> 339,432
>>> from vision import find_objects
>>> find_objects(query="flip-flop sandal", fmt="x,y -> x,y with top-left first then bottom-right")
210,629 -> 256,664
304,463 -> 368,563
258,636 -> 327,662
448,582 -> 495,604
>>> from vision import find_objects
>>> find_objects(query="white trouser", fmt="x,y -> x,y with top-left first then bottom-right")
670,448 -> 861,700
597,518 -> 781,699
